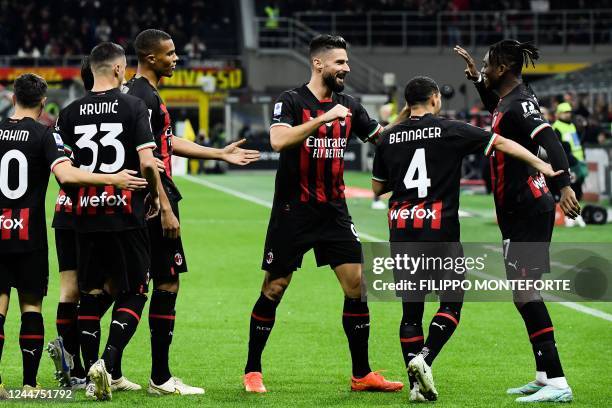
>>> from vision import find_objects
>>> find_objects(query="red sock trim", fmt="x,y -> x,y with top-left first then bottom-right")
56,319 -> 73,324
435,312 -> 459,326
19,334 -> 44,339
0,334 -> 4,339
251,312 -> 275,322
400,335 -> 424,343
116,308 -> 141,322
529,326 -> 554,340
149,314 -> 176,320
78,315 -> 100,321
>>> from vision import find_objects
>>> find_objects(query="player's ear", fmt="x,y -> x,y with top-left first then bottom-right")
146,53 -> 156,65
40,96 -> 47,109
11,94 -> 16,107
312,56 -> 323,72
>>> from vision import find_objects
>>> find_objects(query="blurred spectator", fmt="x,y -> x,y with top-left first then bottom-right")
17,37 -> 41,58
95,18 -> 112,42
184,36 -> 207,61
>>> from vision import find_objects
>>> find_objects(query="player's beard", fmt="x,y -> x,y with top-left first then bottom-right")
323,71 -> 345,93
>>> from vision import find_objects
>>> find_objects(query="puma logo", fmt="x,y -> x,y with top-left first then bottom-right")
432,322 -> 446,331
112,320 -> 128,330
508,260 -> 519,270
22,348 -> 37,356
81,330 -> 99,338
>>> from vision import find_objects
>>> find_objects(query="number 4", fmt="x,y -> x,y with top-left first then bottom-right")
403,148 -> 431,198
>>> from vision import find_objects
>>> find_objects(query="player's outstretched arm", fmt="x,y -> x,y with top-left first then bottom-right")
52,161 -> 148,191
172,137 -> 260,165
270,104 -> 351,151
492,135 -> 563,178
454,45 -> 499,113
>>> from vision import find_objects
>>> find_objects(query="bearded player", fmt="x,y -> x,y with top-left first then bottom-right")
243,34 -> 408,393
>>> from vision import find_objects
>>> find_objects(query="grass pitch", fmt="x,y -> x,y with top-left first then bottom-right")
1,171 -> 610,406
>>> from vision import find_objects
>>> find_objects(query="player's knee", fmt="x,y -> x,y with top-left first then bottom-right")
513,288 -> 542,305
155,278 -> 179,293
263,279 -> 288,301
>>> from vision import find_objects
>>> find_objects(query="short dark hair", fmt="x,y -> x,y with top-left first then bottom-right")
80,56 -> 94,91
488,39 -> 539,75
89,42 -> 125,72
13,73 -> 47,108
134,29 -> 172,61
404,76 -> 439,106
309,34 -> 347,57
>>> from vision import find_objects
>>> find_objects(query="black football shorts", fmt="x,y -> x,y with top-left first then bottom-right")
498,210 -> 555,280
261,200 -> 363,277
391,241 -> 465,302
55,228 -> 77,272
147,199 -> 187,282
77,228 -> 150,294
0,249 -> 49,297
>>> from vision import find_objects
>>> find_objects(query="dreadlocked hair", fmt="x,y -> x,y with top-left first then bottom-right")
488,40 -> 539,75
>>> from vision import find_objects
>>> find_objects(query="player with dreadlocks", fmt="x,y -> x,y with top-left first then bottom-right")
455,40 -> 579,403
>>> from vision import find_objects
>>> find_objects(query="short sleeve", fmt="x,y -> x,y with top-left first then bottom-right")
508,98 -> 552,140
270,91 -> 296,129
449,121 -> 498,156
55,110 -> 74,156
133,99 -> 157,151
372,141 -> 388,182
351,102 -> 382,143
44,128 -> 70,171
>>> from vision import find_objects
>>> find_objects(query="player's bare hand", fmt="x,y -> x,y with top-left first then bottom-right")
112,170 -> 148,191
221,138 -> 261,166
155,158 -> 166,173
536,163 -> 565,179
559,186 -> 581,219
161,207 -> 180,239
454,45 -> 480,81
145,193 -> 160,220
320,104 -> 352,123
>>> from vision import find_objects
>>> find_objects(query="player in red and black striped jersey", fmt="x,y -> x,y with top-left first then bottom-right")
372,76 -> 563,402
455,42 -> 580,402
0,73 -> 147,391
123,29 -> 258,396
243,35 -> 408,394
54,42 -> 162,401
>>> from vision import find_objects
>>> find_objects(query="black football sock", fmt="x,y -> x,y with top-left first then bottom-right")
0,314 -> 5,384
245,292 -> 279,374
20,312 -> 44,387
149,289 -> 177,385
78,293 -> 103,373
102,293 -> 147,380
99,290 -> 115,317
422,302 -> 461,367
400,301 -> 425,372
519,301 -> 565,380
342,297 -> 372,378
56,302 -> 85,378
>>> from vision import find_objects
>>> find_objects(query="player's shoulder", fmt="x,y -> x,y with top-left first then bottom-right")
335,91 -> 361,108
123,76 -> 157,101
505,84 -> 540,110
277,87 -> 301,101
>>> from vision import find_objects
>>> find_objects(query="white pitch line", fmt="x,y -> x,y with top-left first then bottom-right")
181,175 -> 612,323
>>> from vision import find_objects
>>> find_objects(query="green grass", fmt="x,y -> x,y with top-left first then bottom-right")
1,171 -> 611,406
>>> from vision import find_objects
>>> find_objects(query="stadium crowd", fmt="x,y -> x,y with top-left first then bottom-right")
0,0 -> 239,60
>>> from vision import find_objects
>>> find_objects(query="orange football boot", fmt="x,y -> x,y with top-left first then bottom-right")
351,371 -> 404,392
243,372 -> 267,393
